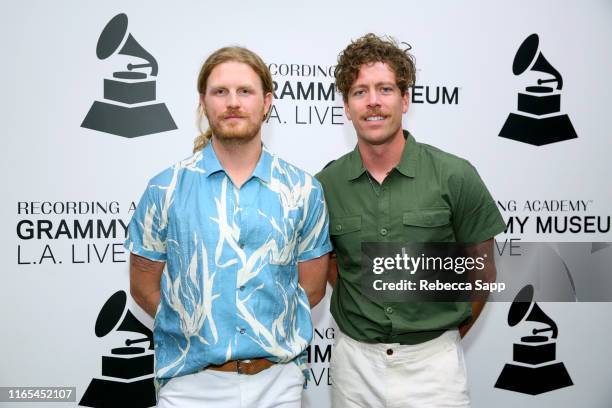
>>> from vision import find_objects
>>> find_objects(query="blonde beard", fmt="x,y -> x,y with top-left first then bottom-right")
207,114 -> 263,145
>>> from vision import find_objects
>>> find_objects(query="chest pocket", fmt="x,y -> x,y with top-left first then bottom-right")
402,208 -> 454,242
330,215 -> 362,267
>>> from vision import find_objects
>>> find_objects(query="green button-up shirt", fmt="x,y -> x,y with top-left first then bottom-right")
316,131 -> 506,345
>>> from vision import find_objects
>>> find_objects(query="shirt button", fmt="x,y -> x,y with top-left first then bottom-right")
239,286 -> 245,291
336,225 -> 343,232
385,307 -> 393,314
380,228 -> 388,236
386,348 -> 394,356
239,243 -> 245,249
239,328 -> 246,334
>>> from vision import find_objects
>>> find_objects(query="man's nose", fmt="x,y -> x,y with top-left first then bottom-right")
367,88 -> 380,108
227,91 -> 241,108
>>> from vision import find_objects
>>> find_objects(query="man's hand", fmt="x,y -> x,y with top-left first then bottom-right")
298,253 -> 330,308
459,238 -> 497,338
129,253 -> 165,318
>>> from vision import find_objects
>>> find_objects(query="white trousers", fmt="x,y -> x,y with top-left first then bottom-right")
331,330 -> 470,408
157,362 -> 304,408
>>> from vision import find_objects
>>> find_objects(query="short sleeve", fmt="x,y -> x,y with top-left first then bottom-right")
124,183 -> 168,262
452,162 -> 506,244
297,177 -> 332,262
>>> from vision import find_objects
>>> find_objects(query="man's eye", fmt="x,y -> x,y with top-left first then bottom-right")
239,89 -> 251,95
214,89 -> 226,95
381,86 -> 393,93
353,89 -> 365,97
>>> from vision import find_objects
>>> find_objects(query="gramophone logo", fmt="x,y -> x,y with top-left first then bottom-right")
79,290 -> 156,407
81,13 -> 177,138
494,284 -> 573,395
499,34 -> 577,146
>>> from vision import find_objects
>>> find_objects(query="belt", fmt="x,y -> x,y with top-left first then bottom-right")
207,358 -> 276,375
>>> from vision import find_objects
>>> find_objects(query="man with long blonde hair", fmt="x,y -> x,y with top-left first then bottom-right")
125,46 -> 331,407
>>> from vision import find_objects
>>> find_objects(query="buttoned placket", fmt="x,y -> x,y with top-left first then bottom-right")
377,175 -> 390,241
378,174 -> 398,337
232,175 -> 262,340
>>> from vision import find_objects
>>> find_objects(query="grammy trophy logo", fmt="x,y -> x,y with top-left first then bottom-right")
81,13 -> 177,138
79,290 -> 156,407
499,34 -> 577,146
495,284 -> 573,395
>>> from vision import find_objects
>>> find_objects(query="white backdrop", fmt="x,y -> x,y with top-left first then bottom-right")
2,1 -> 612,407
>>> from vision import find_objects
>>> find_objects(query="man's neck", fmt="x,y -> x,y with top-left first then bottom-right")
211,135 -> 262,188
358,129 -> 406,184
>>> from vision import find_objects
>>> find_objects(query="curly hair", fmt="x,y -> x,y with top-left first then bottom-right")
334,33 -> 416,101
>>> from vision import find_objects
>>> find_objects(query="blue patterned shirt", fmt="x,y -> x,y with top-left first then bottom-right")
125,143 -> 331,385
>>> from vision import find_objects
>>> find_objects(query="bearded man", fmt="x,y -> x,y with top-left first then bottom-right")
125,46 -> 331,408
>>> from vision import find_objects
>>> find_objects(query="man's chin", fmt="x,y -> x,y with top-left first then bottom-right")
359,133 -> 394,146
213,128 -> 260,144
357,126 -> 403,146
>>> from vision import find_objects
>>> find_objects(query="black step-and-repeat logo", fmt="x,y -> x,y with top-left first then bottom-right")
495,284 -> 573,395
81,13 -> 177,138
499,34 -> 577,146
80,290 -> 156,407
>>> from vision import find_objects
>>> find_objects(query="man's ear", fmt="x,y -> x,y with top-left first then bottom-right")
344,101 -> 352,121
199,93 -> 206,115
263,92 -> 273,118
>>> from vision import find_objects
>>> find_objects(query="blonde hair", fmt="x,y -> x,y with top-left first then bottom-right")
193,46 -> 274,153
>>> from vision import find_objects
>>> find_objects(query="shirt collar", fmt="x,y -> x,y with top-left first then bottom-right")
202,142 -> 224,176
347,130 -> 418,180
251,145 -> 273,184
347,145 -> 366,181
395,130 -> 418,178
201,141 -> 272,184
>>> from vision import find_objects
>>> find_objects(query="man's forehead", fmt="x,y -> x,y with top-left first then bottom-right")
207,61 -> 261,86
352,61 -> 397,85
